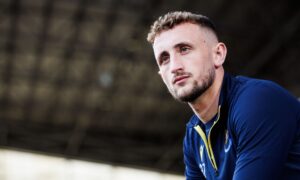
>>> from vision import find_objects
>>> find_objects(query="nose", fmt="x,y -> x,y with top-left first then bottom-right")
170,54 -> 184,74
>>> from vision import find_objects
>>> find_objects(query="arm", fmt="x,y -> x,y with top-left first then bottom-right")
232,81 -> 299,180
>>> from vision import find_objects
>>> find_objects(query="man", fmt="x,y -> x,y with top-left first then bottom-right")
147,11 -> 300,179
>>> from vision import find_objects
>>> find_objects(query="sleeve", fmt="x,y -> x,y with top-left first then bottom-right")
183,128 -> 206,180
231,81 -> 300,180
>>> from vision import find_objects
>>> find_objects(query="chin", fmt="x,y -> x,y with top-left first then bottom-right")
175,81 -> 211,102
178,93 -> 200,103
173,88 -> 198,102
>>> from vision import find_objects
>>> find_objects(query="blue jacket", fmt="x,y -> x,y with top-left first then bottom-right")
184,73 -> 300,180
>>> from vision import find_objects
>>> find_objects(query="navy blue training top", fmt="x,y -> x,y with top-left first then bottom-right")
184,73 -> 300,180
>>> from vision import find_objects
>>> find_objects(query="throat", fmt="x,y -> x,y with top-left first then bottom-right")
191,100 -> 218,123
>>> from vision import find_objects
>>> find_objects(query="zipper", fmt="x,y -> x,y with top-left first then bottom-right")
193,105 -> 221,172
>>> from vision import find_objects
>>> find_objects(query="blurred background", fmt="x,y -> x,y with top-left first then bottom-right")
0,0 -> 299,179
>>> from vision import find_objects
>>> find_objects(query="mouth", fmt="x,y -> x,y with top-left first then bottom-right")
173,75 -> 190,85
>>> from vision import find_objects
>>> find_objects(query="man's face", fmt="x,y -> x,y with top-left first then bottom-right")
153,23 -> 218,103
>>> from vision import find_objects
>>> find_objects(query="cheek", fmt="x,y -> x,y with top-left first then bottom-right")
192,55 -> 214,72
160,71 -> 172,86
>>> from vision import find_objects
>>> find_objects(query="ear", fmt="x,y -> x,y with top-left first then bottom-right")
213,42 -> 227,68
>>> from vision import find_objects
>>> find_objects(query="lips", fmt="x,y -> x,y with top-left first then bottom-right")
173,75 -> 190,84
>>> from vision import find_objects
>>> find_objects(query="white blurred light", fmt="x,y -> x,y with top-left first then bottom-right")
0,149 -> 184,180
99,71 -> 113,88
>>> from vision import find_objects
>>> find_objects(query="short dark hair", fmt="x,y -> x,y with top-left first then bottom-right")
147,11 -> 218,44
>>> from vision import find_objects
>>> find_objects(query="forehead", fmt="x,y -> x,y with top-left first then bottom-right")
153,23 -> 205,52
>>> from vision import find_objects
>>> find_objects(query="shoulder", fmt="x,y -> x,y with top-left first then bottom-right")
227,75 -> 300,135
233,76 -> 286,96
220,74 -> 287,109
229,76 -> 299,111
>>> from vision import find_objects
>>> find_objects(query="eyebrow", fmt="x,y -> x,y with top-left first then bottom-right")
174,42 -> 192,49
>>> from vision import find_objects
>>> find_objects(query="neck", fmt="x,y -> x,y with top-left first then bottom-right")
189,68 -> 224,124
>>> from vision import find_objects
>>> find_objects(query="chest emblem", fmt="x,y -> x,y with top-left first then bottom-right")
224,130 -> 232,152
199,145 -> 204,161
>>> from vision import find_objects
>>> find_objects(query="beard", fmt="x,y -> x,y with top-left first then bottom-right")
171,67 -> 215,103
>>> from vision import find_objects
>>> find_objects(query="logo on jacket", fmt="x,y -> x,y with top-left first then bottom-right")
224,130 -> 232,152
200,145 -> 204,161
199,145 -> 207,178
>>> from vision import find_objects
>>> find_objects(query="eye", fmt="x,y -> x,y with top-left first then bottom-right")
179,45 -> 191,54
158,52 -> 170,65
